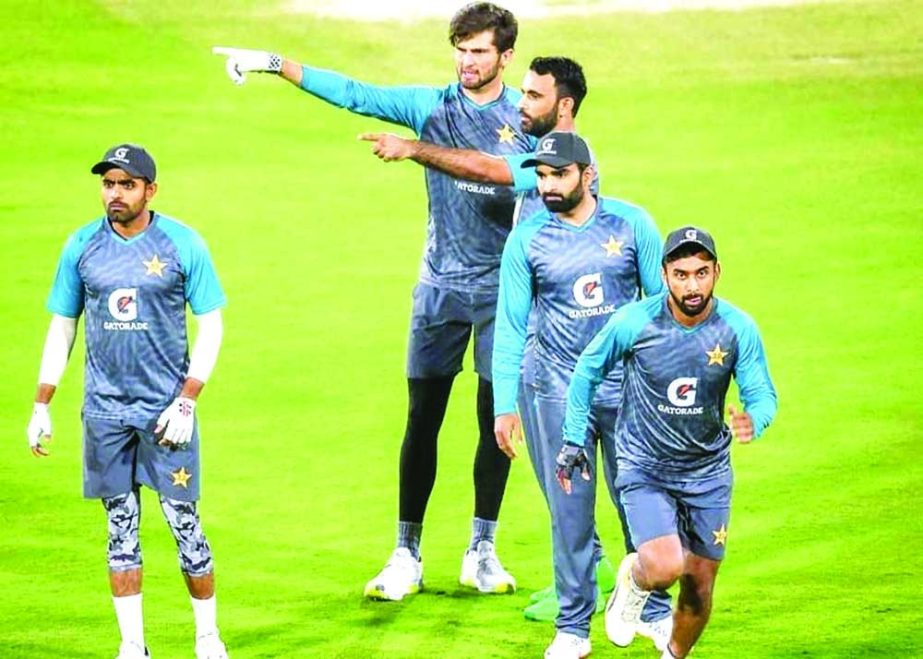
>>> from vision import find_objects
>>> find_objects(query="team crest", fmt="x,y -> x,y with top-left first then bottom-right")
143,255 -> 168,277
171,467 -> 192,488
712,524 -> 728,546
496,123 -> 515,144
706,343 -> 728,366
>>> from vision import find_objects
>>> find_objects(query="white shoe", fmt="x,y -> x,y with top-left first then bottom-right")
195,632 -> 228,659
460,540 -> 516,593
364,548 -> 423,601
115,641 -> 150,659
638,614 -> 673,652
605,552 -> 650,647
544,631 -> 591,659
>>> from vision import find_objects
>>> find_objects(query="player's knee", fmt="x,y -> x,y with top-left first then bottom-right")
639,548 -> 684,590
159,495 -> 214,576
103,491 -> 142,571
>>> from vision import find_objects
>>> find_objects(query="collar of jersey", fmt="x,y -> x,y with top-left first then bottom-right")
548,197 -> 600,232
456,83 -> 512,111
105,211 -> 158,245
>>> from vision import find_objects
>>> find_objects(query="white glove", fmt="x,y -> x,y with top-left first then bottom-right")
155,397 -> 196,447
27,403 -> 53,455
212,46 -> 283,85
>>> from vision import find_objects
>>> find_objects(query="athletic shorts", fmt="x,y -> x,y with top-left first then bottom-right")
616,467 -> 732,561
83,414 -> 200,502
406,281 -> 497,380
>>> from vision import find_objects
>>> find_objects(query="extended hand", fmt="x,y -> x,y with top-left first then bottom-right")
212,46 -> 282,85
494,412 -> 523,459
358,133 -> 417,162
155,397 -> 197,447
728,404 -> 754,443
26,403 -> 52,457
555,443 -> 591,494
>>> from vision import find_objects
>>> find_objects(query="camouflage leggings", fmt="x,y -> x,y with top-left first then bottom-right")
103,490 -> 214,576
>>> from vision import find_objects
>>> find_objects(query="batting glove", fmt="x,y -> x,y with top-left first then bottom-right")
554,443 -> 592,493
27,403 -> 53,454
212,46 -> 283,85
155,397 -> 196,447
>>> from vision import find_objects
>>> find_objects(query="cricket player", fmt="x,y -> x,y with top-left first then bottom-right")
492,131 -> 666,659
26,144 -> 229,659
211,2 -> 533,599
557,227 -> 778,659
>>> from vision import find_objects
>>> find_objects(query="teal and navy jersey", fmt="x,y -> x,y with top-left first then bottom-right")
564,293 -> 777,480
492,197 -> 664,414
47,213 -> 226,420
301,66 -> 536,293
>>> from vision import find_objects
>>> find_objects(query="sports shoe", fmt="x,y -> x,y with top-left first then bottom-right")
638,614 -> 673,652
115,641 -> 150,659
364,548 -> 423,601
605,552 -> 650,647
195,632 -> 229,659
460,540 -> 516,593
544,631 -> 591,659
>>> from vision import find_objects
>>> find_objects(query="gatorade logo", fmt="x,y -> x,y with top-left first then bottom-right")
108,288 -> 138,321
666,377 -> 698,407
573,273 -> 604,308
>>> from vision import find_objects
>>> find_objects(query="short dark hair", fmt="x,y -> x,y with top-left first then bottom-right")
449,2 -> 518,53
529,56 -> 588,117
663,243 -> 717,264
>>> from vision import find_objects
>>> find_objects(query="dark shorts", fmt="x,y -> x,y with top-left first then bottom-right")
406,282 -> 497,380
616,468 -> 732,561
83,414 -> 200,502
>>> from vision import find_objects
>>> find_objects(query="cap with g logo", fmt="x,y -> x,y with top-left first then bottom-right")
521,131 -> 592,169
663,226 -> 718,261
90,144 -> 157,182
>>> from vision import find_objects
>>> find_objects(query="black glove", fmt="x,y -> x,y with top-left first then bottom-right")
554,443 -> 592,493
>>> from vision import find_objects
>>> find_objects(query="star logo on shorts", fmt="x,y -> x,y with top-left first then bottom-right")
601,235 -> 623,257
712,524 -> 728,546
143,255 -> 168,277
171,466 -> 192,488
496,123 -> 516,144
706,343 -> 729,366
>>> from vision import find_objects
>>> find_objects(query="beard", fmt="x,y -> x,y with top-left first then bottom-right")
521,104 -> 559,137
458,60 -> 501,91
542,184 -> 584,213
106,204 -> 144,224
670,289 -> 712,317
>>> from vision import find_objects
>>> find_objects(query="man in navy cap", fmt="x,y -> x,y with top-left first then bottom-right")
27,144 -> 230,659
558,226 -> 778,658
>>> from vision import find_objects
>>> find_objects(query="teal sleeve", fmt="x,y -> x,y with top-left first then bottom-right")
300,66 -> 442,134
159,220 -> 227,315
563,301 -> 652,445
507,153 -> 538,193
46,228 -> 93,318
732,318 -> 778,438
631,208 -> 665,297
492,223 -> 540,414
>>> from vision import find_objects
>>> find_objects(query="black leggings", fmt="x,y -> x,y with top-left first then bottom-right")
398,376 -> 511,523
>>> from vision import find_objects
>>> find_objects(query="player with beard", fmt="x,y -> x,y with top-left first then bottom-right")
492,132 -> 666,658
212,3 -> 533,600
558,227 -> 777,659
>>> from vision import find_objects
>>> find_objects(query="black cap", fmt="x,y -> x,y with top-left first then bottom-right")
663,226 -> 718,261
91,144 -> 157,182
521,131 -> 592,168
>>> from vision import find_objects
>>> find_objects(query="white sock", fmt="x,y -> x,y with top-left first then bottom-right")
113,593 -> 144,648
191,595 -> 218,638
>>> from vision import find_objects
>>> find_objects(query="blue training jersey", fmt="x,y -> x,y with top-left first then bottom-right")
300,66 -> 536,293
564,293 -> 778,479
47,213 -> 226,419
492,196 -> 664,414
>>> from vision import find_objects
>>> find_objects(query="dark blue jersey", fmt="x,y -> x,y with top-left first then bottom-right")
301,66 -> 536,293
564,293 -> 777,479
47,213 -> 226,419
492,197 -> 663,413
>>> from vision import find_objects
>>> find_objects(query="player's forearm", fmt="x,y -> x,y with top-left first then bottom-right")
185,309 -> 223,395
35,314 -> 77,402
411,143 -> 513,185
280,59 -> 304,86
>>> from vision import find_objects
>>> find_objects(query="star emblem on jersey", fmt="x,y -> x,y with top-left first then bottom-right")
712,524 -> 728,546
601,235 -> 623,257
143,255 -> 168,277
706,343 -> 729,366
496,123 -> 516,144
171,466 -> 192,488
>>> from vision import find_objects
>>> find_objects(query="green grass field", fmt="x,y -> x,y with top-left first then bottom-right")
1,0 -> 921,656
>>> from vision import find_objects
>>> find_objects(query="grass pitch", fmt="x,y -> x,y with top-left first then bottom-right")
0,0 -> 921,656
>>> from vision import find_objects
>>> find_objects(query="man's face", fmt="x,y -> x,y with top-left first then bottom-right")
101,169 -> 155,224
663,253 -> 720,318
454,30 -> 510,91
536,163 -> 585,213
518,70 -> 560,136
